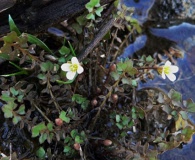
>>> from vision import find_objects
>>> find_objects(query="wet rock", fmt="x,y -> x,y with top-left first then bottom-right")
122,0 -> 155,23
181,0 -> 195,19
124,0 -> 195,26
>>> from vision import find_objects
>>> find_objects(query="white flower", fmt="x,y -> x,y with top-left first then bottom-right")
61,57 -> 84,80
157,60 -> 179,82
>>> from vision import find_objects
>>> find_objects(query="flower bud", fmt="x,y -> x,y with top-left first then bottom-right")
109,64 -> 116,72
103,139 -> 112,146
112,94 -> 118,103
55,118 -> 63,126
91,99 -> 98,106
73,143 -> 81,150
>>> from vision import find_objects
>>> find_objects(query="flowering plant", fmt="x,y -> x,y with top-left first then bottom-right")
61,57 -> 84,80
157,60 -> 179,82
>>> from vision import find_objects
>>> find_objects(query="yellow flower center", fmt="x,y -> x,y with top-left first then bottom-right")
70,64 -> 78,72
157,66 -> 171,75
163,66 -> 171,74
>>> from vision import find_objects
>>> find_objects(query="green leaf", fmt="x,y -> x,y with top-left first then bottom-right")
110,71 -> 120,80
184,99 -> 195,113
122,116 -> 130,126
175,114 -> 185,130
39,133 -> 48,144
17,94 -> 24,103
134,23 -> 142,34
12,61 -> 25,69
32,122 -> 47,137
127,68 -> 138,76
116,123 -> 123,130
16,104 -> 25,115
81,100 -> 89,110
75,135 -> 83,143
27,34 -> 52,54
10,87 -> 18,96
40,61 -> 54,72
2,101 -> 17,118
59,111 -> 70,123
95,3 -> 100,7
153,137 -> 163,143
114,0 -> 119,7
68,41 -> 76,56
72,94 -> 84,104
131,79 -> 137,86
85,4 -> 93,12
120,131 -> 127,137
130,18 -> 142,33
80,131 -> 86,138
47,132 -> 54,143
0,53 -> 10,60
146,55 -> 153,62
86,13 -> 95,20
1,93 -> 15,102
168,89 -> 182,106
132,107 -> 136,113
181,126 -> 195,141
64,136 -> 71,143
162,105 -> 172,114
1,70 -> 28,77
116,114 -> 121,123
168,89 -> 181,102
179,111 -> 188,120
122,77 -> 131,85
76,15 -> 87,26
59,46 -> 70,55
37,73 -> 47,80
71,23 -> 83,34
58,57 -> 66,63
132,112 -> 137,119
9,15 -> 21,36
117,62 -> 127,72
125,59 -> 133,68
36,147 -> 45,159
127,120 -> 134,128
12,115 -> 22,124
47,122 -> 53,131
136,108 -> 145,119
71,129 -> 78,138
85,0 -> 100,11
95,6 -> 103,17
3,31 -> 18,43
63,146 -> 71,153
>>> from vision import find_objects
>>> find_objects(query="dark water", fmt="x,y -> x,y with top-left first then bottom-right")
122,0 -> 195,159
138,23 -> 195,101
122,0 -> 195,102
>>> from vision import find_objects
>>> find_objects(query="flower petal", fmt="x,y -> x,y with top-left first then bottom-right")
66,71 -> 76,80
71,57 -> 79,64
77,65 -> 84,74
161,72 -> 166,79
165,60 -> 171,66
170,66 -> 179,73
61,63 -> 71,71
166,73 -> 176,82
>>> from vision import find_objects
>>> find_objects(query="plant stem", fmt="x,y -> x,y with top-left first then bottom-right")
137,66 -> 160,70
90,72 -> 124,131
47,73 -> 61,112
32,102 -> 51,123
